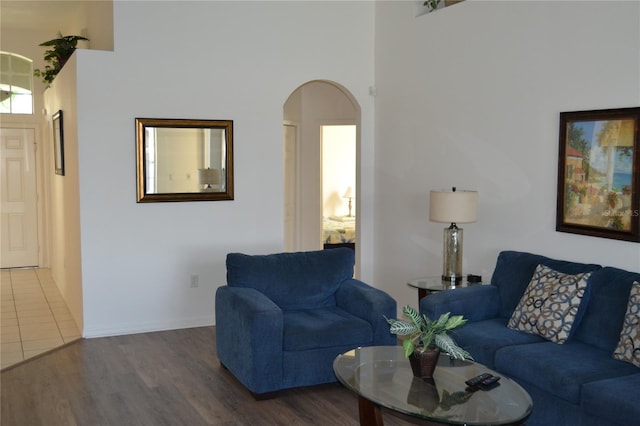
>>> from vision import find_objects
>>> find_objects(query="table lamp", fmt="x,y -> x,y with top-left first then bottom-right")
429,187 -> 478,282
198,168 -> 220,191
343,187 -> 354,217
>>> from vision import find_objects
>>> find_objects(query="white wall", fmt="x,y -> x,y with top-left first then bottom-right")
43,56 -> 84,331
74,1 -> 376,337
375,0 -> 640,310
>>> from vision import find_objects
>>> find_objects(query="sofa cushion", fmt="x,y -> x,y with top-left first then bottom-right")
613,281 -> 640,367
495,341 -> 640,404
573,267 -> 640,352
507,264 -> 592,343
580,373 -> 640,426
450,317 -> 545,368
490,251 -> 601,318
282,307 -> 372,351
226,248 -> 354,310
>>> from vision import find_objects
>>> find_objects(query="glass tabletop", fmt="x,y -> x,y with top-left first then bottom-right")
333,346 -> 532,425
407,276 -> 485,292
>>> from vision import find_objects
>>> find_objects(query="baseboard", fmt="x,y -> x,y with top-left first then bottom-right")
82,316 -> 214,338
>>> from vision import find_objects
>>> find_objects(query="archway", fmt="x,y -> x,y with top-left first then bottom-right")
282,80 -> 361,272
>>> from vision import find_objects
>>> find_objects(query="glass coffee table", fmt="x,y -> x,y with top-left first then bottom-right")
333,346 -> 532,426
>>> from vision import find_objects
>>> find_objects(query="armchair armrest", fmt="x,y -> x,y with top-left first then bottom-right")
335,279 -> 397,345
420,285 -> 501,323
215,286 -> 284,394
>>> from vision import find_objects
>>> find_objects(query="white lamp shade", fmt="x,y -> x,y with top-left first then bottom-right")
343,186 -> 353,198
429,189 -> 478,223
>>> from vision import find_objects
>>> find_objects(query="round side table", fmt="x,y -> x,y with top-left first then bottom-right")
407,276 -> 485,301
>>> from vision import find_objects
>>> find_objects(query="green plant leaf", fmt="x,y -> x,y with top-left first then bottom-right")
402,305 -> 425,328
432,312 -> 451,331
444,315 -> 467,331
402,338 -> 415,358
388,320 -> 419,336
435,334 -> 473,360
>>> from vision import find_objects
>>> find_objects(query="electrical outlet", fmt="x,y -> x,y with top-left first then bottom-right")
190,274 -> 199,288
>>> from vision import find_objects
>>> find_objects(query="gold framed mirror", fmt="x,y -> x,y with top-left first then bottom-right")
135,118 -> 234,202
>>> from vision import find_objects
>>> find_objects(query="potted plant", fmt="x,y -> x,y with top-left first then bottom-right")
424,0 -> 442,10
386,306 -> 472,378
33,32 -> 89,85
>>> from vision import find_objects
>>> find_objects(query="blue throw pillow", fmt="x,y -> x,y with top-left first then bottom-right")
507,264 -> 592,344
613,281 -> 640,367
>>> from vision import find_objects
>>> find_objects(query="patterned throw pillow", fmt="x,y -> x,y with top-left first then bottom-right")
613,281 -> 640,367
507,264 -> 592,344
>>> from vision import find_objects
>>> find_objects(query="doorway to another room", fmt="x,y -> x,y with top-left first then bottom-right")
282,81 -> 360,266
321,124 -> 356,251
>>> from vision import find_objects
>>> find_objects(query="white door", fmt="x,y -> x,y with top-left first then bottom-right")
0,127 -> 38,268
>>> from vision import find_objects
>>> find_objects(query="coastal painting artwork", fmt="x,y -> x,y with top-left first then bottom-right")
556,107 -> 640,242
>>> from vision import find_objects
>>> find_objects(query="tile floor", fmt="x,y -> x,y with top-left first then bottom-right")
1,268 -> 81,370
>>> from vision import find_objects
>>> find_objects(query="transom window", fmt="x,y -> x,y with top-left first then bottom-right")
1,52 -> 34,114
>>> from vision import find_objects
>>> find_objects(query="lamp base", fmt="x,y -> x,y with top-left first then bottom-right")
441,274 -> 464,283
442,223 -> 463,281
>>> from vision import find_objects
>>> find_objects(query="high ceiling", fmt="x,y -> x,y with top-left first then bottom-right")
1,1 -> 83,32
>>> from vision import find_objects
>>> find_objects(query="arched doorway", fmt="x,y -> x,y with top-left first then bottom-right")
282,80 -> 361,272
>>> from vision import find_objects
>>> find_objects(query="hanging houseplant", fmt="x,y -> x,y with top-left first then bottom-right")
33,32 -> 89,85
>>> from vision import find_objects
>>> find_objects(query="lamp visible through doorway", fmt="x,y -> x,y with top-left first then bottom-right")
429,187 -> 478,282
343,187 -> 354,217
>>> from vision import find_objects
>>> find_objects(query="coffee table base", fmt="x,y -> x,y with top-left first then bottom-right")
359,396 -> 383,426
357,395 -> 526,426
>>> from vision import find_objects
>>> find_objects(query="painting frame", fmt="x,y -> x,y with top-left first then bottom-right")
556,107 -> 640,243
52,110 -> 65,176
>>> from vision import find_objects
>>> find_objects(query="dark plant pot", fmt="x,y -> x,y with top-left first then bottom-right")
408,346 -> 440,379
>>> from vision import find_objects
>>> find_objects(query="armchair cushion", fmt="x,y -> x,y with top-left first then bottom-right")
226,249 -> 354,310
283,307 -> 372,351
336,278 -> 398,345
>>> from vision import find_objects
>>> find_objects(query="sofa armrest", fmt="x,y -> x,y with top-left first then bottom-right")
215,286 -> 284,393
335,279 -> 397,345
420,285 -> 501,322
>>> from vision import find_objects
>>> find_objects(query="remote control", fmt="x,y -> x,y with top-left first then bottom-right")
478,375 -> 501,389
465,373 -> 493,387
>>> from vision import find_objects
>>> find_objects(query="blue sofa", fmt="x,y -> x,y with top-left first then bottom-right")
421,251 -> 640,426
215,248 -> 397,397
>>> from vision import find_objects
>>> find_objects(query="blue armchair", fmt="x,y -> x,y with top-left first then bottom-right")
215,248 -> 397,397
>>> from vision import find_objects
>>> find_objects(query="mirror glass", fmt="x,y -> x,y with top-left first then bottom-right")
136,118 -> 233,202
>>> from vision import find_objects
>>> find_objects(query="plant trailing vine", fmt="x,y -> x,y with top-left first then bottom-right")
33,32 -> 89,85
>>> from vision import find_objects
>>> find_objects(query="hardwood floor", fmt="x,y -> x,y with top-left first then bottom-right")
1,326 -> 426,426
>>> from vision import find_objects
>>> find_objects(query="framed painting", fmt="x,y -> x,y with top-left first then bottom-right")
52,110 -> 64,176
556,107 -> 640,242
